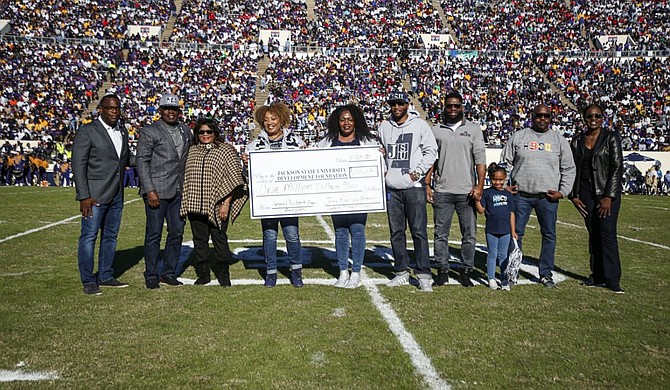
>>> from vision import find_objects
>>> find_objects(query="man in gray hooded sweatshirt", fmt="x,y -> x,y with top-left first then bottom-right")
378,91 -> 437,292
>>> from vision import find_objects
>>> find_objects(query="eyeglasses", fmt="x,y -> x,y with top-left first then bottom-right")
534,113 -> 551,119
199,130 -> 214,135
100,106 -> 121,111
445,104 -> 462,109
584,114 -> 603,120
388,101 -> 407,107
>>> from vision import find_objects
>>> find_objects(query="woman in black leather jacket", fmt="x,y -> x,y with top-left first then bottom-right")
569,103 -> 625,293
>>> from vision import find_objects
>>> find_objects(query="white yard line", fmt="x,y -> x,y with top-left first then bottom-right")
365,281 -> 450,390
528,215 -> 670,251
0,198 -> 142,244
0,369 -> 59,382
315,214 -> 449,389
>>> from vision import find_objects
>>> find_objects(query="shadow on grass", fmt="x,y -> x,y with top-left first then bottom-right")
112,246 -> 144,278
234,245 -> 398,281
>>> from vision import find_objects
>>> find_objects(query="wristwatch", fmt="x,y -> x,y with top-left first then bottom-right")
411,170 -> 421,181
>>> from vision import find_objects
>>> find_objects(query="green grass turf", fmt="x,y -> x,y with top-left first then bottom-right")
0,187 -> 668,389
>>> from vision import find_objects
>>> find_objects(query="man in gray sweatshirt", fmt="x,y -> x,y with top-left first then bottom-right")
379,91 -> 437,292
426,91 -> 487,288
500,104 -> 576,288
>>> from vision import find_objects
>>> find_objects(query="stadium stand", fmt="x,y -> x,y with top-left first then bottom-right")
0,0 -> 668,169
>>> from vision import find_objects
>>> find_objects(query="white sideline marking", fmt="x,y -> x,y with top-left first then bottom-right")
528,215 -> 670,251
0,369 -> 59,382
639,205 -> 670,211
0,198 -> 142,244
178,276 -> 560,288
365,281 -> 450,390
316,214 -> 449,389
0,215 -> 80,244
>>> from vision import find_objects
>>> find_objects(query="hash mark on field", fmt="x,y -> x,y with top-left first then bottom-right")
0,198 -> 142,244
0,369 -> 59,382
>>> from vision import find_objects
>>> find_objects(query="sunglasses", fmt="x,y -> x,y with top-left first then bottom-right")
199,130 -> 214,135
445,104 -> 462,109
534,113 -> 551,119
585,114 -> 603,119
388,101 -> 407,107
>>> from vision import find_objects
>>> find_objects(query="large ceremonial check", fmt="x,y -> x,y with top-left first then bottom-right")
248,146 -> 386,219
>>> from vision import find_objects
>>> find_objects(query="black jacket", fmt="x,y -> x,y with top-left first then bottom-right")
569,130 -> 624,199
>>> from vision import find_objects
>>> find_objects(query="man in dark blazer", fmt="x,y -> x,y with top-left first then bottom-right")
73,94 -> 130,295
137,94 -> 192,289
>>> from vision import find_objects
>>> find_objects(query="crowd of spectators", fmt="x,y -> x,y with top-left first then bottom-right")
537,55 -> 669,151
262,51 -> 404,143
171,0 -> 308,47
310,0 -> 446,50
405,51 -> 579,146
440,0 -> 585,51
576,0 -> 670,51
109,46 -> 258,144
0,0 -> 668,154
0,0 -> 172,40
0,40 -> 118,141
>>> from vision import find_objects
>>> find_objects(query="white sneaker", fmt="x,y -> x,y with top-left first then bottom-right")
501,282 -> 510,291
418,278 -> 433,292
333,270 -> 349,288
488,279 -> 500,290
345,272 -> 361,288
386,273 -> 409,287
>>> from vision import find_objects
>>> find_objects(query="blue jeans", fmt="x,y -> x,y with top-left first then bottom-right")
331,213 -> 367,272
261,217 -> 302,273
143,194 -> 185,281
77,190 -> 123,284
486,233 -> 510,281
387,187 -> 431,278
514,195 -> 558,278
432,192 -> 477,270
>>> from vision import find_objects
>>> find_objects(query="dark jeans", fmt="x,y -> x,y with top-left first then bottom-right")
143,194 -> 185,281
579,185 -> 622,288
189,213 -> 231,278
77,190 -> 123,284
387,186 -> 431,278
432,192 -> 477,270
514,194 -> 558,278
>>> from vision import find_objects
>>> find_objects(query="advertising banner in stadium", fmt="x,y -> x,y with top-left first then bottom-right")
594,34 -> 634,50
248,146 -> 386,219
127,25 -> 162,39
420,33 -> 452,48
259,29 -> 292,51
0,20 -> 10,36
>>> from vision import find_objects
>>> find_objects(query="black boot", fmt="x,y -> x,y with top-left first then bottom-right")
459,268 -> 475,288
194,263 -> 211,285
433,268 -> 449,287
216,265 -> 231,288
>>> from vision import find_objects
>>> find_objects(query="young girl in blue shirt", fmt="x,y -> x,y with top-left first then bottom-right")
475,163 -> 518,290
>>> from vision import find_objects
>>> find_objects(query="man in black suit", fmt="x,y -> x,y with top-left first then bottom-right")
137,94 -> 192,289
72,94 -> 130,295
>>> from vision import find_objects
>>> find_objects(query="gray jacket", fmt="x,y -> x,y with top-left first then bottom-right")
72,118 -> 129,204
137,119 -> 192,199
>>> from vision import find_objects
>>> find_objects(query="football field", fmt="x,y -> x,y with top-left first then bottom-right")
0,187 -> 668,389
